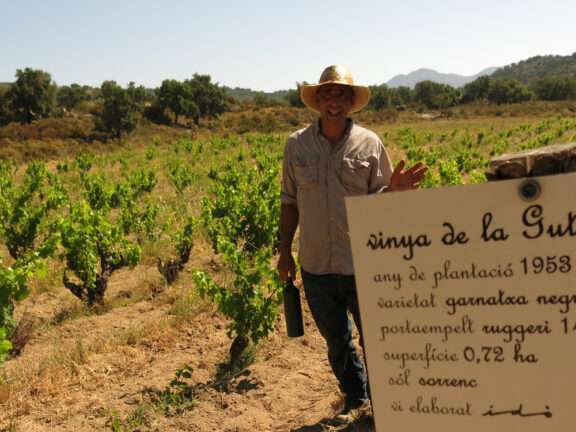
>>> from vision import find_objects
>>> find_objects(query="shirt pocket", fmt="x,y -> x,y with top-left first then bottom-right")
340,158 -> 371,193
294,162 -> 319,188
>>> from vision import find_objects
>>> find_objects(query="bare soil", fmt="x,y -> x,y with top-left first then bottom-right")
0,265 -> 375,432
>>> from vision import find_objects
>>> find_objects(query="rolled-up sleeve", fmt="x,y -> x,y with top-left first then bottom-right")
368,140 -> 394,194
281,139 -> 298,206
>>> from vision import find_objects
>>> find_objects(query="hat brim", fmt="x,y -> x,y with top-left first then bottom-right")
300,82 -> 371,114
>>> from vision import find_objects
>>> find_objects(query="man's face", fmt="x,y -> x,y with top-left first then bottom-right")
316,84 -> 354,121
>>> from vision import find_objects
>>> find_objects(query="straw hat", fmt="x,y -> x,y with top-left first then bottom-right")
300,65 -> 371,114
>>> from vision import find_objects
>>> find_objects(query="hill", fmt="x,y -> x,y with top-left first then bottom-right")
490,52 -> 576,83
386,67 -> 498,88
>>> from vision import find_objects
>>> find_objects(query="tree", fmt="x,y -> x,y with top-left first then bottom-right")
155,79 -> 198,125
96,81 -> 145,138
146,75 -> 228,127
368,84 -> 413,110
286,82 -> 307,108
7,68 -> 56,124
0,88 -> 11,126
126,82 -> 150,107
394,86 -> 413,106
531,76 -> 576,101
487,79 -> 532,104
253,92 -> 283,108
368,84 -> 392,110
413,81 -> 458,109
462,76 -> 491,103
184,74 -> 228,124
57,83 -> 89,110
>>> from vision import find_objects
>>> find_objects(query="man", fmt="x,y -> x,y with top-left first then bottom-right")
277,65 -> 426,424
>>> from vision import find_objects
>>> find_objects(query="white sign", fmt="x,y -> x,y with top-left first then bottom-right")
346,173 -> 576,432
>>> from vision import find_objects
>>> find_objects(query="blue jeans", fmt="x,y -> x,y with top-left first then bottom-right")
302,270 -> 368,404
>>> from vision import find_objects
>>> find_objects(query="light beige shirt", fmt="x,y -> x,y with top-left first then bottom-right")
281,120 -> 393,275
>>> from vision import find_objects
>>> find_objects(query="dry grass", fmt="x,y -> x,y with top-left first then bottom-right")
2,100 -> 575,162
1,248 -> 217,420
0,118 -> 186,163
167,287 -> 212,325
0,306 -> 184,425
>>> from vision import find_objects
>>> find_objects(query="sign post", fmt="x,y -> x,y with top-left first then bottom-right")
346,173 -> 576,432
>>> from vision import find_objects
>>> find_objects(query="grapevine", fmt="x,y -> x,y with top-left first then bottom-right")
57,201 -> 141,306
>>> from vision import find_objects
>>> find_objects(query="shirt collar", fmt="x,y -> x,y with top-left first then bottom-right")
314,118 -> 354,145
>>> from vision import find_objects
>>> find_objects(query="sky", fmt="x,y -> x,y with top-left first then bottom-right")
1,0 -> 575,92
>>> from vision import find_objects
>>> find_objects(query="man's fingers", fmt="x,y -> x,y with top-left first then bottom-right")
394,161 -> 428,177
389,161 -> 428,191
408,161 -> 424,169
411,167 -> 428,180
405,164 -> 428,184
405,162 -> 426,175
393,160 -> 406,175
280,265 -> 294,281
413,165 -> 428,175
278,254 -> 297,282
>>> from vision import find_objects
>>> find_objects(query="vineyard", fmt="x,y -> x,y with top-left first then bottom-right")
1,112 -> 576,431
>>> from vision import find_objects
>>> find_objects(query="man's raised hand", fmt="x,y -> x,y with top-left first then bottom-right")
388,160 -> 427,192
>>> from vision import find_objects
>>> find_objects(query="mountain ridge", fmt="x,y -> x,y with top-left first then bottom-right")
490,53 -> 576,83
386,66 -> 499,89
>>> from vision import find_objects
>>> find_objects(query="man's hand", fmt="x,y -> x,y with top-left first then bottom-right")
277,250 -> 297,282
388,160 -> 427,192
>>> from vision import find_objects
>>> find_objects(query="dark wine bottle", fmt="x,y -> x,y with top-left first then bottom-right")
283,278 -> 304,337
